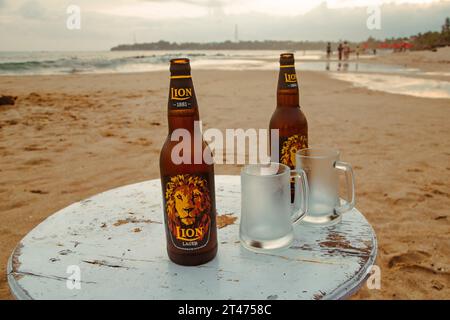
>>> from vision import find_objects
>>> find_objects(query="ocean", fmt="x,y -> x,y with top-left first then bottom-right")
1,50 -> 449,98
0,50 -> 323,76
0,50 -> 414,76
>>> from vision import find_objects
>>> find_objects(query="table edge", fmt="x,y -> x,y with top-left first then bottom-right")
6,175 -> 378,300
327,225 -> 378,300
7,246 -> 32,300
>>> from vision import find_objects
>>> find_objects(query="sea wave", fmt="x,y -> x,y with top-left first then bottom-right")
0,52 -> 212,75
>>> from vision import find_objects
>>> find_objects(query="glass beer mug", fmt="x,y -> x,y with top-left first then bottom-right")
240,163 -> 308,252
296,148 -> 355,226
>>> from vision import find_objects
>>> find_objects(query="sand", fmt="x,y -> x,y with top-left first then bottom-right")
372,47 -> 450,75
1,61 -> 449,299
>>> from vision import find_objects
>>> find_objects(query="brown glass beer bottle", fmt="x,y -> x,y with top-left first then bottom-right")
159,58 -> 217,266
270,53 -> 308,200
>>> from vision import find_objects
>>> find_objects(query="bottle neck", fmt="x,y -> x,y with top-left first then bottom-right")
167,75 -> 200,134
168,114 -> 200,133
277,65 -> 299,108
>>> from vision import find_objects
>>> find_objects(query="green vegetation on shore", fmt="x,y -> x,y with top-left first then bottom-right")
111,40 -> 341,51
111,18 -> 450,52
412,17 -> 450,50
372,17 -> 450,50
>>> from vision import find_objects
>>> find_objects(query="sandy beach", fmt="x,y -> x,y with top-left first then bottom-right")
1,55 -> 450,299
372,47 -> 450,74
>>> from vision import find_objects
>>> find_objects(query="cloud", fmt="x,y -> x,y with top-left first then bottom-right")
234,2 -> 450,41
141,0 -> 228,7
137,0 -> 450,16
0,0 -> 10,10
18,0 -> 46,19
101,0 -> 232,20
1,0 -> 450,50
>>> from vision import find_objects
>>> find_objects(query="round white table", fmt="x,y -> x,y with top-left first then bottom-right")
7,175 -> 377,300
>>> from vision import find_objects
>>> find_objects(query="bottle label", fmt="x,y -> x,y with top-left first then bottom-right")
279,134 -> 308,169
170,76 -> 194,109
279,66 -> 298,89
162,174 -> 213,251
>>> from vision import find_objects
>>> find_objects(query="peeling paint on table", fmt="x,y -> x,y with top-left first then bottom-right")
7,175 -> 377,300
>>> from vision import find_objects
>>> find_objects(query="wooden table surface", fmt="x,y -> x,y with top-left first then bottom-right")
7,175 -> 377,300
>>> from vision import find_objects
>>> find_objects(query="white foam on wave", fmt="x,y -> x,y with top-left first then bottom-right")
423,71 -> 450,77
331,73 -> 450,99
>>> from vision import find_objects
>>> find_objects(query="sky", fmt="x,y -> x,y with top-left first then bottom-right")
0,0 -> 449,51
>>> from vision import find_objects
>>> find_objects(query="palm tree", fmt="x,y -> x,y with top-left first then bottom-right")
442,17 -> 450,33
441,17 -> 450,45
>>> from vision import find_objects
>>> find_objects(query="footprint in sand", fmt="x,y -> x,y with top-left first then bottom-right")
388,192 -> 427,205
407,168 -> 424,173
431,189 -> 450,197
29,189 -> 49,195
0,200 -> 28,211
431,280 -> 445,291
25,92 -> 48,105
126,138 -> 152,146
100,130 -> 116,138
388,250 -> 433,270
23,158 -> 52,166
421,185 -> 450,198
24,145 -> 47,152
4,119 -> 19,126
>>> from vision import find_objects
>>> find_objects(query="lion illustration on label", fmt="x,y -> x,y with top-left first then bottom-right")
165,174 -> 211,243
280,134 -> 308,168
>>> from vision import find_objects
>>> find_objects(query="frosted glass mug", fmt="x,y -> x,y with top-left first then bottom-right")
240,163 -> 308,252
296,148 -> 355,226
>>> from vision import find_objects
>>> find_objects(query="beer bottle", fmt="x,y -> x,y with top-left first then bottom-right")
159,58 -> 217,266
270,53 -> 308,200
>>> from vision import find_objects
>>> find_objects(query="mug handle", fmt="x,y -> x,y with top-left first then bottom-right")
290,169 -> 309,225
334,161 -> 355,215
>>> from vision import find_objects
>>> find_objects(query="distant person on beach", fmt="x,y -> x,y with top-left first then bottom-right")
326,42 -> 332,59
343,41 -> 350,60
373,48 -> 377,55
355,45 -> 361,60
338,42 -> 343,61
